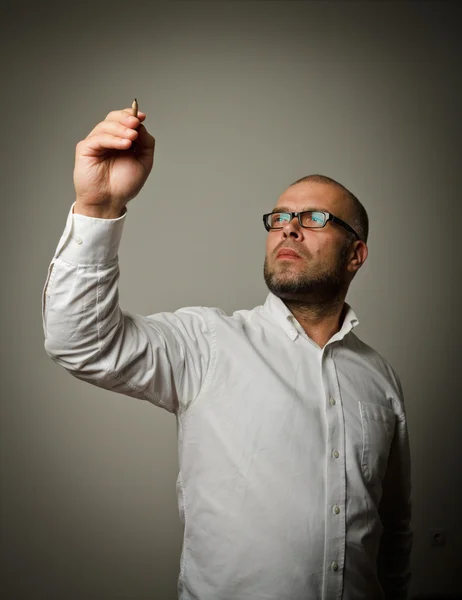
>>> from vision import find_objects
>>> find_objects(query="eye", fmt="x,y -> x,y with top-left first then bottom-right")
271,213 -> 290,225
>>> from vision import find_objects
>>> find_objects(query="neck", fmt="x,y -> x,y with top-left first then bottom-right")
283,296 -> 347,349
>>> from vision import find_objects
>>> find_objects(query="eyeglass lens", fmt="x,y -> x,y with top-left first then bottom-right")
268,211 -> 326,229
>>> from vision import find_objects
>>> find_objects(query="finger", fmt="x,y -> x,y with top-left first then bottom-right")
77,133 -> 133,156
105,108 -> 147,123
135,124 -> 155,150
89,119 -> 139,139
132,124 -> 155,171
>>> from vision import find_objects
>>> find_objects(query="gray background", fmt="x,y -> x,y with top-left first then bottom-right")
1,1 -> 461,598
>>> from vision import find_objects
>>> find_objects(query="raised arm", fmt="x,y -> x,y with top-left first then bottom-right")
43,105 -> 213,413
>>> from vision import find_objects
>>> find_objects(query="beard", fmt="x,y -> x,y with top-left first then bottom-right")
263,244 -> 350,304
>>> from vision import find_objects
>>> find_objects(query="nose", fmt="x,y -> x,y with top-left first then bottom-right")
281,215 -> 303,239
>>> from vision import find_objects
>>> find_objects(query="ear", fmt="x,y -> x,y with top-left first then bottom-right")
347,240 -> 368,273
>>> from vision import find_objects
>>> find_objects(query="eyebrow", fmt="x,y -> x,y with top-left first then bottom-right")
271,206 -> 328,213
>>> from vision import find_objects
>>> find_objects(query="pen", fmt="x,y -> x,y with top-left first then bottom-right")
131,98 -> 138,151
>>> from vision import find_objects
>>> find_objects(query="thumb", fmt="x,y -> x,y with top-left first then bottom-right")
134,124 -> 155,171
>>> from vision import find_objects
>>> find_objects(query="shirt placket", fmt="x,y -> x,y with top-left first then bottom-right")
321,344 -> 346,600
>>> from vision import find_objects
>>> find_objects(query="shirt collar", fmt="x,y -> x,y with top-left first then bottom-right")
263,292 -> 359,344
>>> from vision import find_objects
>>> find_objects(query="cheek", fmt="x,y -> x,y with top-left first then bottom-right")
265,236 -> 277,256
312,237 -> 335,258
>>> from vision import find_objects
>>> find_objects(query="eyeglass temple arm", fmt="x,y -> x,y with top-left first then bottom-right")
329,214 -> 360,240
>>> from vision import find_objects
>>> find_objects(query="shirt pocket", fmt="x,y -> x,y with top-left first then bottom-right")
359,401 -> 396,484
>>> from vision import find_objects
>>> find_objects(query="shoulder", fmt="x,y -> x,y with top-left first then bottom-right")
347,332 -> 395,369
146,301 -> 264,328
141,305 -> 227,342
174,305 -> 228,320
174,303 -> 269,342
346,332 -> 404,399
177,302 -> 264,323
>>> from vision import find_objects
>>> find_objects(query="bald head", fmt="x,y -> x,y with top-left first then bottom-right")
289,174 -> 369,244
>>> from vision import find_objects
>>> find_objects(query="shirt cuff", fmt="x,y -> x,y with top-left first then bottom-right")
54,202 -> 127,265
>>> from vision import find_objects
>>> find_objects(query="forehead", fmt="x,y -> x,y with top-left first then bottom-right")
275,182 -> 349,219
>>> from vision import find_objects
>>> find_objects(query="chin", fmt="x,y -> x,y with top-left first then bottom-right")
265,275 -> 309,297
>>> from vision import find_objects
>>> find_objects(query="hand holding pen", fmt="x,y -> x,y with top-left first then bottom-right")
73,100 -> 155,219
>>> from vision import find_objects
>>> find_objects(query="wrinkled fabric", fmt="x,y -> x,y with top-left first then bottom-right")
43,204 -> 412,600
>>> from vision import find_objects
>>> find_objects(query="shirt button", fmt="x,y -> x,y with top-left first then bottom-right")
333,505 -> 340,515
75,236 -> 83,245
332,561 -> 339,571
329,397 -> 336,406
332,450 -> 340,459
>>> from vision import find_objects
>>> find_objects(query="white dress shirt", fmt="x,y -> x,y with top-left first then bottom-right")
42,205 -> 412,600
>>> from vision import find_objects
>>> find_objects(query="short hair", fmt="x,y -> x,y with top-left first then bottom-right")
289,174 -> 369,243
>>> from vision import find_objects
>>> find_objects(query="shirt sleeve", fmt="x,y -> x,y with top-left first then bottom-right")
42,204 -> 215,414
377,372 -> 413,599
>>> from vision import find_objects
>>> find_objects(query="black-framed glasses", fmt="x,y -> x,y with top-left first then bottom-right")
262,210 -> 360,240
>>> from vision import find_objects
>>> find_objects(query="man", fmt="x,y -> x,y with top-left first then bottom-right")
43,106 -> 412,600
